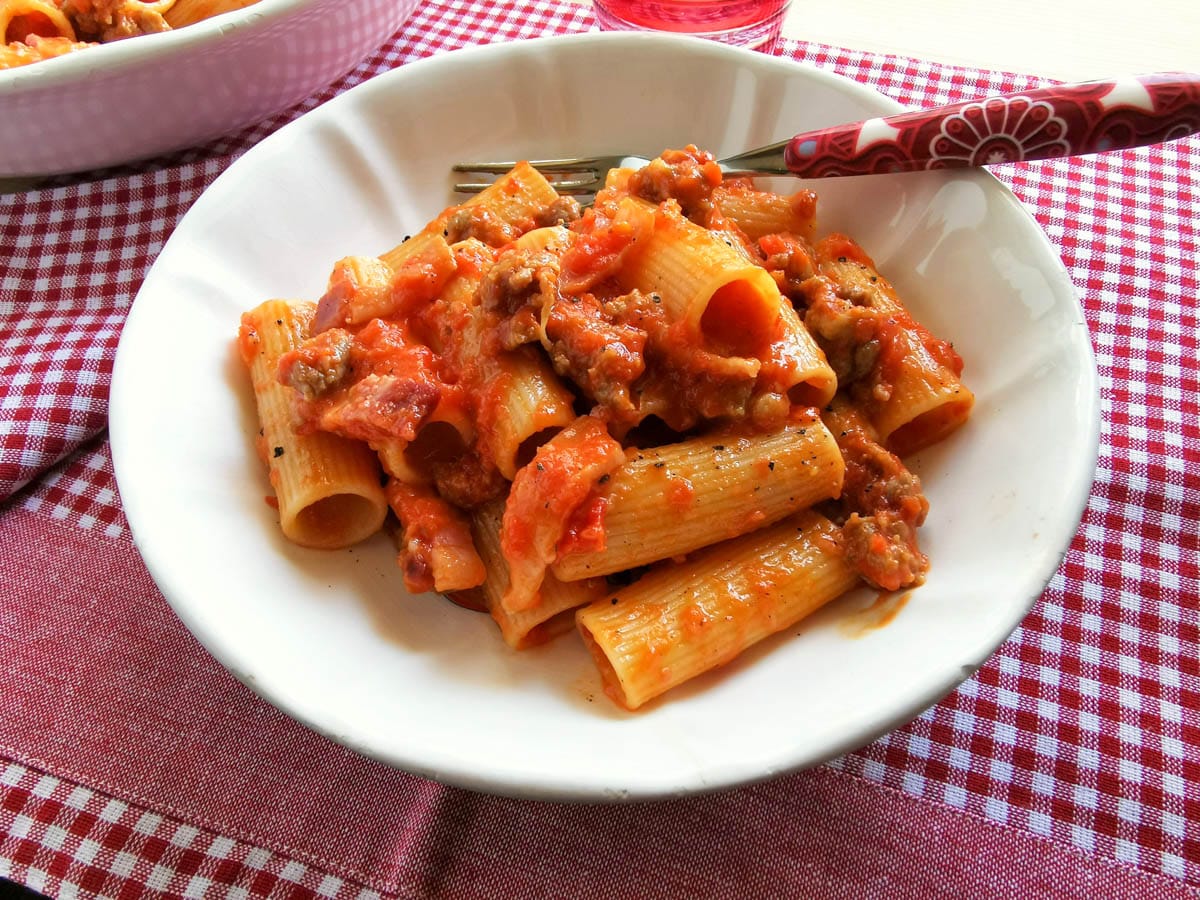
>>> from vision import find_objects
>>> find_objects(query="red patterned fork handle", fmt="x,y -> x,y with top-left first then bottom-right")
775,73 -> 1200,177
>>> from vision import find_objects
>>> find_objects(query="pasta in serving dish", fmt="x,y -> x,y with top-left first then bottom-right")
0,0 -> 258,67
236,146 -> 974,710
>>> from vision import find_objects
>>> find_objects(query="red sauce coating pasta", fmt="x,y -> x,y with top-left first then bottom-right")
243,147 -> 972,708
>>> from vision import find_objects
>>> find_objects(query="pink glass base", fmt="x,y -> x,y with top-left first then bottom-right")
592,0 -> 791,49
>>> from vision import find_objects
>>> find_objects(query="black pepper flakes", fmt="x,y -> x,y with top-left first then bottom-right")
768,461 -> 775,471
610,597 -> 619,605
273,446 -> 285,458
713,444 -> 726,451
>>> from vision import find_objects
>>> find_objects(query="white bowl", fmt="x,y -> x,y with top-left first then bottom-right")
0,0 -> 418,176
110,33 -> 1100,800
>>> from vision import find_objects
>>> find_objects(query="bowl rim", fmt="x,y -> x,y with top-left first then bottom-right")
0,0 -> 319,91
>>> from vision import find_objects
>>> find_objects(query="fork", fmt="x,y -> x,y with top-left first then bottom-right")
453,72 -> 1200,195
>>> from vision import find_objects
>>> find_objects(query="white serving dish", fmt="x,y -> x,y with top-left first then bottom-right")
0,0 -> 419,176
110,32 -> 1100,800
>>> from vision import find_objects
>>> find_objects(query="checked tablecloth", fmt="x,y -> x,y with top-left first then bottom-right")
1,1 -> 1198,897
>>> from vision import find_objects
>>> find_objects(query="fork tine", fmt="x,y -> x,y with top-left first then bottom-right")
507,160 -> 604,173
450,162 -> 523,174
540,176 -> 604,191
453,155 -> 616,196
453,172 -> 603,194
453,157 -> 608,174
452,182 -> 502,193
452,178 -> 602,195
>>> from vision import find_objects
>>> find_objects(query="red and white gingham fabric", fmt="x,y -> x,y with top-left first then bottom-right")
1,1 -> 1197,897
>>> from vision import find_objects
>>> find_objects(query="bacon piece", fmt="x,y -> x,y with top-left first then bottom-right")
385,480 -> 485,594
500,416 -> 625,611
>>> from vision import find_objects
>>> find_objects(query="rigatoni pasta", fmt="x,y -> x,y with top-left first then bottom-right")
577,509 -> 859,710
798,234 -> 975,456
1,0 -> 74,43
236,144 -> 973,711
237,300 -> 388,549
472,499 -> 608,650
163,0 -> 257,28
550,410 -> 844,582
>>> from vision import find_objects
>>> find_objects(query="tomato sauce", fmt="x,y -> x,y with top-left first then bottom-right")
665,473 -> 696,511
236,320 -> 260,367
6,13 -> 59,42
501,417 -> 625,609
385,480 -> 481,594
558,494 -> 609,557
839,590 -> 913,638
251,148 -> 962,700
827,410 -> 930,591
560,226 -> 639,293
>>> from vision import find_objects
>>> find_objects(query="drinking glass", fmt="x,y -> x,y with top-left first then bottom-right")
592,0 -> 793,49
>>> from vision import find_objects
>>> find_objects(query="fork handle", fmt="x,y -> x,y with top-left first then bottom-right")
777,73 -> 1200,178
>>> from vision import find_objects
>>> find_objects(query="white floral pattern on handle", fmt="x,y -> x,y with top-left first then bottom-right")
928,97 -> 1071,167
779,73 -> 1200,178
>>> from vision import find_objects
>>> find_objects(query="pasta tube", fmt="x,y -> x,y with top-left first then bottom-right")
756,294 -> 837,410
476,345 -> 578,479
500,415 -> 625,611
385,480 -> 485,594
374,408 -> 473,486
315,235 -> 457,333
238,300 -> 388,549
576,509 -> 860,710
615,196 -> 783,358
1,0 -> 75,42
431,161 -> 563,248
807,234 -> 974,456
164,0 -> 257,27
551,410 -> 844,581
0,34 -> 89,67
712,184 -> 818,243
472,500 -> 607,649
